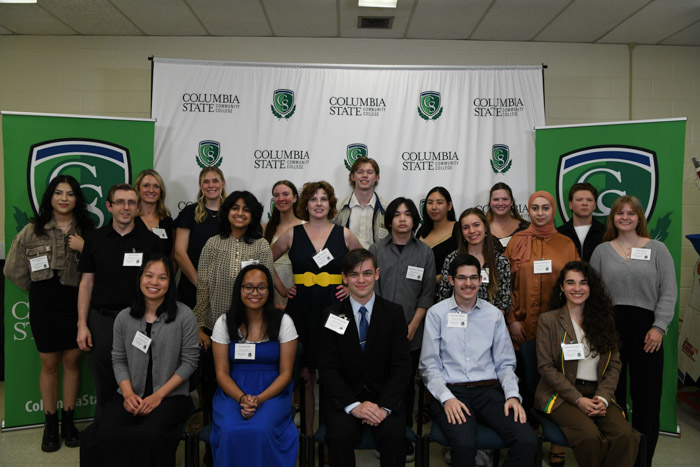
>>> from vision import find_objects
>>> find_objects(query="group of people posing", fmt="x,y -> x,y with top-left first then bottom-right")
4,156 -> 676,467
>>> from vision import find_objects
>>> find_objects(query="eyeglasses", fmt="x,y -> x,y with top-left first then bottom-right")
453,274 -> 480,283
242,284 -> 269,295
111,200 -> 137,207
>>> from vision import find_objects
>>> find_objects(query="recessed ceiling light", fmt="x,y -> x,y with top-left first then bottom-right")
359,0 -> 397,8
0,0 -> 37,3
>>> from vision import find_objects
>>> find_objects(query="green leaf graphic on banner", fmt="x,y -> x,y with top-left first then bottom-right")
649,211 -> 671,242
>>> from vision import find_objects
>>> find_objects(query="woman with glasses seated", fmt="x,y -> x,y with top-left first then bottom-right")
535,261 -> 639,467
210,264 -> 299,466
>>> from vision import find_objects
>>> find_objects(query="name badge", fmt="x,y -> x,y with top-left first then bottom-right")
480,268 -> 490,284
447,312 -> 468,328
406,265 -> 424,281
234,343 -> 256,360
561,342 -> 585,360
30,255 -> 50,272
499,237 -> 511,248
123,252 -> 143,267
241,259 -> 259,269
324,313 -> 350,335
313,248 -> 334,268
630,248 -> 651,261
152,227 -> 168,239
132,331 -> 152,354
533,260 -> 552,274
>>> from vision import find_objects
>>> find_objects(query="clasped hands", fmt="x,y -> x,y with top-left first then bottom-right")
240,394 -> 262,419
350,401 -> 388,427
576,396 -> 607,417
122,392 -> 163,416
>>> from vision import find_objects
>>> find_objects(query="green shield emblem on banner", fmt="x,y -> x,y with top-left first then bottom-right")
28,139 -> 131,228
345,143 -> 368,171
271,89 -> 296,119
491,144 -> 512,174
418,91 -> 443,120
197,140 -> 222,168
555,146 -> 658,223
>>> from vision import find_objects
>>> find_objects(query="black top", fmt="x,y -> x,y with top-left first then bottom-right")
557,218 -> 605,262
174,203 -> 219,272
135,215 -> 175,257
78,221 -> 163,310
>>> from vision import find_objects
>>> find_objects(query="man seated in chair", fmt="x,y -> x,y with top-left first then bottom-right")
319,248 -> 411,466
419,254 -> 536,467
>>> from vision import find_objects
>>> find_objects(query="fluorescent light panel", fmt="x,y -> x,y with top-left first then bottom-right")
0,0 -> 37,3
359,0 -> 397,8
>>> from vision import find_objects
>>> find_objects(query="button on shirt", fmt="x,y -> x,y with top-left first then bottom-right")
348,193 -> 376,249
419,296 -> 520,404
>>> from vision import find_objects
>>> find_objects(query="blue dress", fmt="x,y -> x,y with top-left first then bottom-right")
211,340 -> 298,466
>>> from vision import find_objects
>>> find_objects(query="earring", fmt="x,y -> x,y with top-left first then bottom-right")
559,291 -> 565,301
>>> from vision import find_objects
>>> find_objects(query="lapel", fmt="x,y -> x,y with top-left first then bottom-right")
365,296 -> 382,354
339,300 -> 365,360
557,307 -> 579,376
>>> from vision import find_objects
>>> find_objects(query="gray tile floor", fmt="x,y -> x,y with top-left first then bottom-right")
1,382 -> 699,466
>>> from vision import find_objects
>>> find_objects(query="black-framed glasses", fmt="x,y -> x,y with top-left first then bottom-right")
242,284 -> 269,295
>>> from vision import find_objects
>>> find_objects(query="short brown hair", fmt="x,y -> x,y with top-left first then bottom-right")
348,157 -> 380,188
341,248 -> 377,275
568,182 -> 598,202
107,183 -> 137,204
297,181 -> 338,221
602,195 -> 650,241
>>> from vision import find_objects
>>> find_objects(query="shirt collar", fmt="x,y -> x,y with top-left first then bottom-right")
349,293 -> 376,320
349,192 -> 376,209
447,296 -> 482,314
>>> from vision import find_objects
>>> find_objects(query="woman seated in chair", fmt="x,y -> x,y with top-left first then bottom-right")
80,254 -> 199,467
535,261 -> 640,467
210,264 -> 299,466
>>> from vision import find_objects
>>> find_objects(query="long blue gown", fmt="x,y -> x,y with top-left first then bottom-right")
210,340 -> 298,466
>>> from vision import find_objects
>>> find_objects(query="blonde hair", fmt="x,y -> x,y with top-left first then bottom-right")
194,167 -> 227,223
134,169 -> 171,219
602,195 -> 649,242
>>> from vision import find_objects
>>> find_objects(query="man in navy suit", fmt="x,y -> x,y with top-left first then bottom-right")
319,248 -> 411,467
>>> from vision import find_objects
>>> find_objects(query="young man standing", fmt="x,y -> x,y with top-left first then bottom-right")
369,197 -> 435,462
557,182 -> 605,262
420,254 -> 536,467
76,184 -> 162,418
318,249 -> 411,467
334,157 -> 388,249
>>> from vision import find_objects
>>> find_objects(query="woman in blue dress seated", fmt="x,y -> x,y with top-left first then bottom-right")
211,264 -> 299,466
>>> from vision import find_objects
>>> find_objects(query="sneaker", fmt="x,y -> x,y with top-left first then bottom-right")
405,442 -> 415,463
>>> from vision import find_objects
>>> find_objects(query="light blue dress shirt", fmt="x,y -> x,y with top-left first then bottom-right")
419,296 -> 520,404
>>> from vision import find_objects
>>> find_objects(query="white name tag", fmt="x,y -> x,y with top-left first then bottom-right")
406,265 -> 424,281
152,227 -> 168,239
234,343 -> 256,360
241,259 -> 259,269
499,237 -> 511,248
447,312 -> 468,328
30,255 -> 50,272
325,313 -> 350,335
630,248 -> 651,261
480,268 -> 490,284
123,252 -> 143,267
132,331 -> 152,354
313,248 -> 334,268
533,260 -> 552,274
561,342 -> 585,360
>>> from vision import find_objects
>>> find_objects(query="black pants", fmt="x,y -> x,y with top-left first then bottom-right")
404,348 -> 421,428
430,384 -> 537,467
615,305 -> 663,466
86,308 -> 118,420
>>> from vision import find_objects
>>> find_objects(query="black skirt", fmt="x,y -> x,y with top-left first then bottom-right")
29,276 -> 79,352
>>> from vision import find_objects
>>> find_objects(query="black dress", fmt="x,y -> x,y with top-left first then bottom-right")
134,215 -> 175,258
29,275 -> 79,352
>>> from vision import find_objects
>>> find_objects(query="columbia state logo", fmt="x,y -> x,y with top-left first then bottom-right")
271,89 -> 296,120
418,91 -> 443,121
196,140 -> 222,169
491,144 -> 512,174
344,143 -> 368,171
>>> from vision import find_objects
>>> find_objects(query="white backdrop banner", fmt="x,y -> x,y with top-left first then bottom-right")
152,58 -> 544,219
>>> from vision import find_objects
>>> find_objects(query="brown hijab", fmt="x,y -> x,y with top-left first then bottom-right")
508,191 -> 558,273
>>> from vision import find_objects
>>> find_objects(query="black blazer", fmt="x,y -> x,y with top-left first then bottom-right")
318,295 -> 411,414
557,218 -> 605,262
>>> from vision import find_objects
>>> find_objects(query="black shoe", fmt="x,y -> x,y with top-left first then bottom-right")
405,442 -> 415,463
61,408 -> 80,448
42,411 -> 60,452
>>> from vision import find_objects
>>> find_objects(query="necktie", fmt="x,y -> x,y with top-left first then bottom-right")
359,306 -> 369,351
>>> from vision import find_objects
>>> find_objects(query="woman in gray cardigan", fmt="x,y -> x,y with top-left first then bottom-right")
80,254 -> 199,467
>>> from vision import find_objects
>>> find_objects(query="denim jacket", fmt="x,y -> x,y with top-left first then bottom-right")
4,220 -> 82,290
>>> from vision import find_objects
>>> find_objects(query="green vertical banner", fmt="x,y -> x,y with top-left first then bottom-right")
535,118 -> 687,433
2,112 -> 154,429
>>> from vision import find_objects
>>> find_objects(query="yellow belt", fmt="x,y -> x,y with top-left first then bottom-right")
294,272 -> 343,287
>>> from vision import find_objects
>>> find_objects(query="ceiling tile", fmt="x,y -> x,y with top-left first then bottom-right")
0,4 -> 76,34
188,0 -> 270,36
40,0 -> 142,35
407,0 -> 491,40
265,0 -> 337,37
341,0 -> 412,38
661,20 -> 700,46
471,0 -> 567,41
110,0 -> 207,35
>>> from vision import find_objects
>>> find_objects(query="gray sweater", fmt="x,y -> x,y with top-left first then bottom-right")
112,302 -> 199,398
589,240 -> 677,331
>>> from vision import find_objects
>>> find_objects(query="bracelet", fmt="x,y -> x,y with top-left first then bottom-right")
239,394 -> 246,404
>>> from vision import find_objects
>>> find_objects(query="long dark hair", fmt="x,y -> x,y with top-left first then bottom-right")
456,208 -> 500,300
219,191 -> 264,243
417,186 -> 456,238
549,261 -> 619,356
130,254 -> 178,323
33,175 -> 94,237
264,180 -> 299,244
226,264 -> 282,343
486,182 -> 527,224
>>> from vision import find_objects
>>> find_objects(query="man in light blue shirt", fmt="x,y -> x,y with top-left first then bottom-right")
419,254 -> 536,466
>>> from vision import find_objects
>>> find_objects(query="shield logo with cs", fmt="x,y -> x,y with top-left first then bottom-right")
27,139 -> 131,228
491,144 -> 512,174
345,143 -> 368,171
271,89 -> 296,119
555,145 -> 659,223
418,91 -> 443,120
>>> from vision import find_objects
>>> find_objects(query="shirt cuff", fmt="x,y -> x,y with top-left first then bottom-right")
382,407 -> 391,415
345,402 -> 360,414
597,396 -> 609,408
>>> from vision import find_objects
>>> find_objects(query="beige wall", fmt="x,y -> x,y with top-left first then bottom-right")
0,36 -> 699,315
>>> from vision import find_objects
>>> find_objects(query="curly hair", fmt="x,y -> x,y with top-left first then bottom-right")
456,208 -> 499,301
549,261 -> 619,356
219,191 -> 264,243
486,182 -> 527,224
134,169 -> 171,219
296,181 -> 338,221
34,175 -> 95,237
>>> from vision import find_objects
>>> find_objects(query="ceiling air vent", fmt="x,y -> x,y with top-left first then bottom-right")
358,16 -> 393,29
